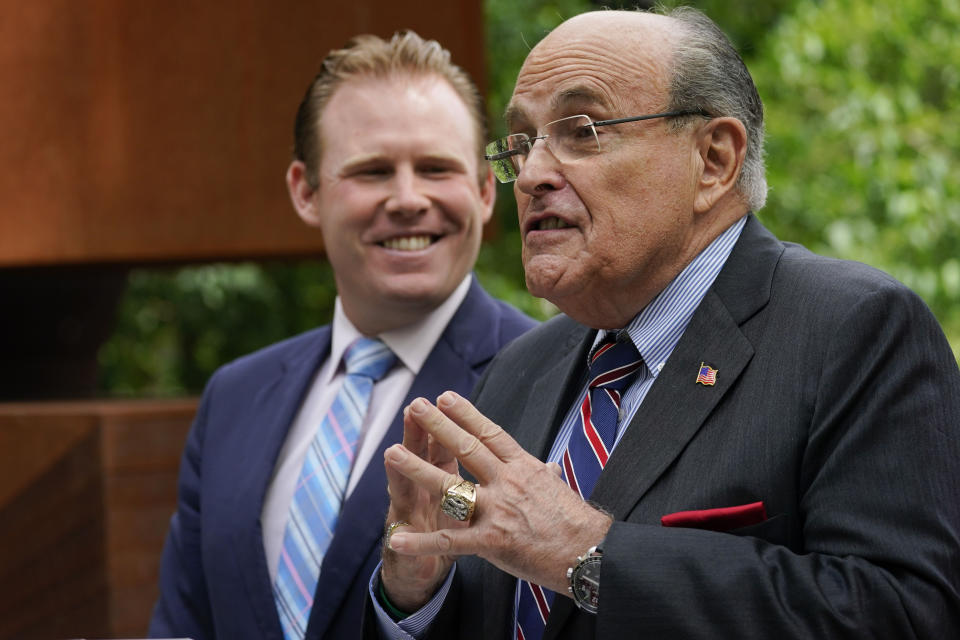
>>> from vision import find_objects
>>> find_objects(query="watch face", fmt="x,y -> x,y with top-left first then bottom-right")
571,556 -> 601,614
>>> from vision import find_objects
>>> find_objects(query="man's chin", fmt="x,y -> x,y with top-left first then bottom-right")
523,258 -> 575,301
375,276 -> 458,309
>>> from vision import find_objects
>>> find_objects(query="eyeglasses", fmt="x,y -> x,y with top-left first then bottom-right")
484,110 -> 707,183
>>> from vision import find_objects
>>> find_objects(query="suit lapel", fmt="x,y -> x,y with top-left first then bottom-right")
590,290 -> 754,517
592,214 -> 781,519
306,279 -> 513,638
545,215 -> 782,637
512,321 -> 592,461
229,327 -> 332,639
483,321 -> 594,640
306,342 -> 478,638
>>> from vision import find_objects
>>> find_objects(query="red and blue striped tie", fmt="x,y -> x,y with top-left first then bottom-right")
516,336 -> 643,640
273,337 -> 396,640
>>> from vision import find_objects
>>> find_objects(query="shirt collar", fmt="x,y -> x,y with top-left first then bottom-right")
595,215 -> 747,378
327,274 -> 473,382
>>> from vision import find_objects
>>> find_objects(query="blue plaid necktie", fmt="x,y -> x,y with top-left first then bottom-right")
515,335 -> 643,640
273,337 -> 396,640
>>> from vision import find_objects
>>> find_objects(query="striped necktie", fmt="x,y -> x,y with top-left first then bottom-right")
516,335 -> 643,640
274,337 -> 396,640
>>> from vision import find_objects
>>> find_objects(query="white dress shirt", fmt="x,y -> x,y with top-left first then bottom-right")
261,275 -> 473,583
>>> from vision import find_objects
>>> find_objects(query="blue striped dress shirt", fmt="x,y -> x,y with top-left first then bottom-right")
543,214 -> 746,468
374,215 -> 747,640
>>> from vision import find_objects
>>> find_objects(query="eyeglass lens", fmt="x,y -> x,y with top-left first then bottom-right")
484,115 -> 598,183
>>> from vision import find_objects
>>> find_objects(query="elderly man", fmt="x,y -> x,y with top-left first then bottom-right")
371,7 -> 960,639
149,32 -> 536,640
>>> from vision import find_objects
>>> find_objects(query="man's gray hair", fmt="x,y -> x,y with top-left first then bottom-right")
661,6 -> 768,211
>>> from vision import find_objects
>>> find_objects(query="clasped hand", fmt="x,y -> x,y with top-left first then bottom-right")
380,391 -> 612,611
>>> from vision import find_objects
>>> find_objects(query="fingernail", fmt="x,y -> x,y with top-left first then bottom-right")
410,398 -> 428,415
437,391 -> 458,408
389,533 -> 407,551
385,445 -> 406,463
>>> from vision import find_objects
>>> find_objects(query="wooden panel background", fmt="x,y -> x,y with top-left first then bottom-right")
0,3 -> 485,637
0,0 -> 486,267
0,399 -> 198,640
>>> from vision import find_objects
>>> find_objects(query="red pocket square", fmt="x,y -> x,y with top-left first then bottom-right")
661,501 -> 767,531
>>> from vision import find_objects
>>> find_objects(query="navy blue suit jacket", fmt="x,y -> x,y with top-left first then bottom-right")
149,277 -> 536,640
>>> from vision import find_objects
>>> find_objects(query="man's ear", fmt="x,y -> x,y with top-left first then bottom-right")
286,160 -> 321,226
693,117 -> 747,214
479,167 -> 496,225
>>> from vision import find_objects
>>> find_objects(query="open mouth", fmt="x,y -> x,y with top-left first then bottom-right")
536,217 -> 573,231
379,235 -> 437,251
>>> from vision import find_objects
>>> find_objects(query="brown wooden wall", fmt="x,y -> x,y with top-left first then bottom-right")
0,399 -> 197,640
0,2 -> 485,638
0,0 -> 486,267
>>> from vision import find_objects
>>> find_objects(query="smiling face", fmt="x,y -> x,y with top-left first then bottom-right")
287,74 -> 494,334
508,12 -> 711,328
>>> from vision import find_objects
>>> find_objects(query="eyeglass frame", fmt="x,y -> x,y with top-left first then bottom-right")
484,108 -> 709,183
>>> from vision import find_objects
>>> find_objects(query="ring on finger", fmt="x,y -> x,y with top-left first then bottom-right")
384,520 -> 411,548
440,479 -> 477,521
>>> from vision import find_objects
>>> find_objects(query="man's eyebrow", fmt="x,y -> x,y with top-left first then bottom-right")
340,151 -> 466,170
417,152 -> 469,169
503,103 -> 527,131
338,153 -> 382,169
504,85 -> 613,130
552,86 -> 612,111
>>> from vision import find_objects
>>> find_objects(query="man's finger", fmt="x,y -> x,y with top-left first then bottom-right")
435,391 -> 528,463
385,443 -> 460,498
406,397 -> 503,483
385,409 -> 433,512
384,450 -> 417,510
427,433 -> 458,471
388,527 -> 478,558
401,405 -> 429,457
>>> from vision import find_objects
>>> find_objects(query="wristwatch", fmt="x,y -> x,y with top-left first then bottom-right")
566,538 -> 604,614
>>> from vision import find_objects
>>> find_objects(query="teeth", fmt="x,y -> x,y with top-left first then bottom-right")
382,235 -> 432,251
537,217 -> 571,231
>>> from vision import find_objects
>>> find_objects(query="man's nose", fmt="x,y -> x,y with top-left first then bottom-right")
385,168 -> 430,216
515,140 -> 565,195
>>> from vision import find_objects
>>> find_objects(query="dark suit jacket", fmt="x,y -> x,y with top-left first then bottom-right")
149,277 -> 536,640
409,216 -> 960,639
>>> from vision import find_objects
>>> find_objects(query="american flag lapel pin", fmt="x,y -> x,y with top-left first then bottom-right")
696,362 -> 718,386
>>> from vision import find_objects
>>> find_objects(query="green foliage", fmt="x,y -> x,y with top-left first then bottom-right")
97,0 -> 959,396
484,0 -> 592,140
482,0 -> 592,262
98,262 -> 337,395
751,0 -> 960,354
657,0 -> 800,57
476,228 -> 560,319
478,0 -> 593,319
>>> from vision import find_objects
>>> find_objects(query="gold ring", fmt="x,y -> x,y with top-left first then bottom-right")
384,520 -> 411,548
440,479 -> 477,521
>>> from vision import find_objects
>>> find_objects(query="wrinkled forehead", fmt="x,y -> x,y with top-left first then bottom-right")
507,12 -> 675,129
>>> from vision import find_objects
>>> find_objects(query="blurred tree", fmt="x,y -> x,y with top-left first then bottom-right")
99,261 -> 338,395
478,0 -> 591,319
751,0 -> 960,353
604,0 -> 798,57
693,0 -> 798,55
98,0 -> 958,396
484,0 -> 592,141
